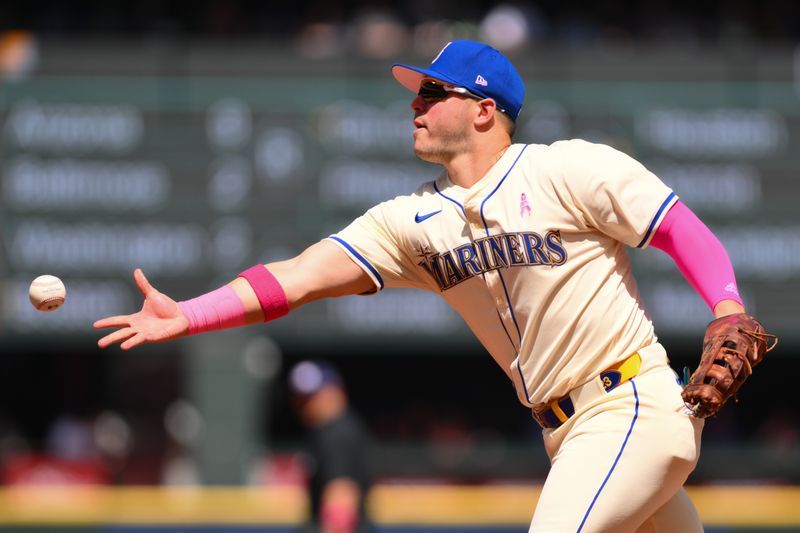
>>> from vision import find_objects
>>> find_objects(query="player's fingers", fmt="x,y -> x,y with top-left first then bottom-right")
94,315 -> 133,329
120,332 -> 147,350
134,268 -> 156,297
98,327 -> 136,348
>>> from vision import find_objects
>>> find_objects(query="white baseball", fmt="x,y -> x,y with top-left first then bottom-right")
29,275 -> 66,312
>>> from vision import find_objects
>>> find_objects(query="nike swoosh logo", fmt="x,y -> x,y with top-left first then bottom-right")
414,210 -> 442,223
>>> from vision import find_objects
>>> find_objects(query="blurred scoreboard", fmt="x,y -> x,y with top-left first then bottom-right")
1,41 -> 799,349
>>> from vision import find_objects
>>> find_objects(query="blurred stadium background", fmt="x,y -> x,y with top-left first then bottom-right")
1,0 -> 799,531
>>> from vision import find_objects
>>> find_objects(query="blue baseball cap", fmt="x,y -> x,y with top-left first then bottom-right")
288,360 -> 343,396
392,40 -> 525,121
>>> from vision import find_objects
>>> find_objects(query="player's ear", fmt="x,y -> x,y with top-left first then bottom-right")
474,98 -> 498,130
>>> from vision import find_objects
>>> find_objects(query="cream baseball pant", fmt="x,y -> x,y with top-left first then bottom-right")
529,343 -> 705,533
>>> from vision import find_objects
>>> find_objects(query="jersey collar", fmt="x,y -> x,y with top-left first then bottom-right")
437,143 -> 525,202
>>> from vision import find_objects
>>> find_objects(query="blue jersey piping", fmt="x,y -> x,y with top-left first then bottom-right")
637,192 -> 677,248
327,236 -> 385,290
576,380 -> 640,532
433,181 -> 466,216
479,144 -> 529,344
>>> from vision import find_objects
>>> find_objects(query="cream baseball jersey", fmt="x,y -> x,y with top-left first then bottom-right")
328,139 -> 678,406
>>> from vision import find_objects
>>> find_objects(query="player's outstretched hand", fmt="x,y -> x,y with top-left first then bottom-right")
94,268 -> 189,350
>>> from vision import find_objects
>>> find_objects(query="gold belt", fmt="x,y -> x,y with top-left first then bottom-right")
533,352 -> 642,429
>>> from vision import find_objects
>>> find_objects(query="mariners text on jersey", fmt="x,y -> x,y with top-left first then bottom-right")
417,229 -> 567,291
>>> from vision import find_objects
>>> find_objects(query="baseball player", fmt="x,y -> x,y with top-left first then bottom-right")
95,41 -> 775,532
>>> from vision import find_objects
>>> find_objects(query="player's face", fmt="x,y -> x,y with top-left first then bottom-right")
410,79 -> 480,164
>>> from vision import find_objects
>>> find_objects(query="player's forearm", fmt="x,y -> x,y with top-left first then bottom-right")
228,276 -> 271,323
183,240 -> 371,334
180,265 -> 289,333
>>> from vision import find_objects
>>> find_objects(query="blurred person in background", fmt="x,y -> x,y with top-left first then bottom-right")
288,360 -> 373,533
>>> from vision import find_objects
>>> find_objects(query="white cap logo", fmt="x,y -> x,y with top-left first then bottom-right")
475,75 -> 488,86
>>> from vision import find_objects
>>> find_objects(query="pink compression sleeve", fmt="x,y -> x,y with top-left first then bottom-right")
649,201 -> 743,311
178,285 -> 247,335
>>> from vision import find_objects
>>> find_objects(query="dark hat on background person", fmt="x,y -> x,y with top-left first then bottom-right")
392,40 -> 526,121
288,360 -> 343,397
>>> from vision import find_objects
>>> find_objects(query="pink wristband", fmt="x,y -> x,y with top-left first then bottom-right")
178,285 -> 247,335
238,265 -> 289,322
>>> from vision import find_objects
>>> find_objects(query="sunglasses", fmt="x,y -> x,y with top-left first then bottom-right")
417,79 -> 506,114
418,79 -> 482,102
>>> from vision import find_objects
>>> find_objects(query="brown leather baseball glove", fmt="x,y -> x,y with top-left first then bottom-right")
682,313 -> 777,418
